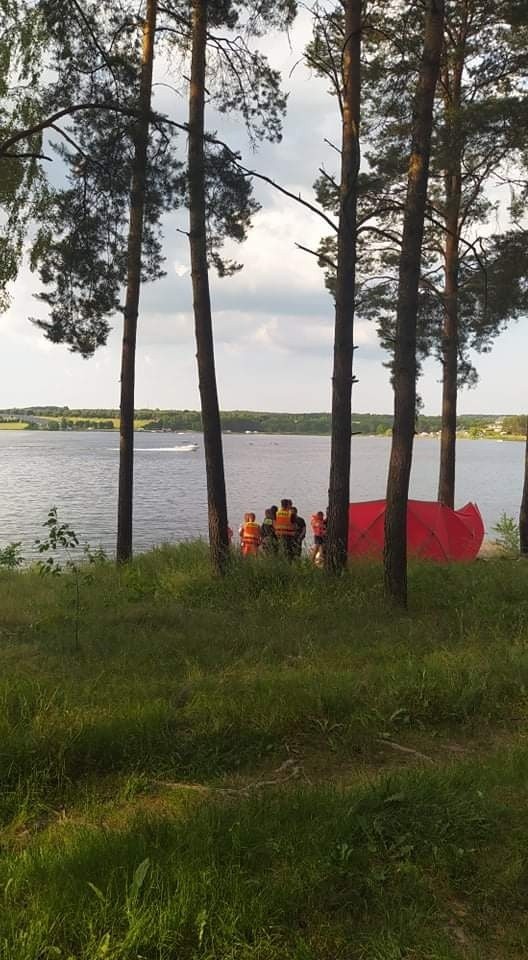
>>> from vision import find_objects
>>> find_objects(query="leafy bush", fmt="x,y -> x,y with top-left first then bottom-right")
492,513 -> 520,554
35,506 -> 80,575
0,541 -> 24,569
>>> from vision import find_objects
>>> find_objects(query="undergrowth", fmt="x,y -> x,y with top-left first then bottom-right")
1,545 -> 527,957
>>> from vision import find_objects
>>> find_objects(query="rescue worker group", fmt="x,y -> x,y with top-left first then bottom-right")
237,499 -> 327,563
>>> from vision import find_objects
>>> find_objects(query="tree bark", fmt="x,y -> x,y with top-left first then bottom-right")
325,0 -> 361,574
520,417 -> 528,556
188,0 -> 230,575
116,0 -> 157,563
437,146 -> 461,509
437,26 -> 465,509
384,0 -> 445,607
437,224 -> 458,508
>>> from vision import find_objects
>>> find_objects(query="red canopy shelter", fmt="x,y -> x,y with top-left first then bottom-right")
347,500 -> 484,562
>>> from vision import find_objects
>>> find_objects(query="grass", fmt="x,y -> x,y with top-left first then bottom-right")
1,545 -> 528,957
0,421 -> 30,429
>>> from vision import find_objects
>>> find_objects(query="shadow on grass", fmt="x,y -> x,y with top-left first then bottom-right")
3,746 -> 528,959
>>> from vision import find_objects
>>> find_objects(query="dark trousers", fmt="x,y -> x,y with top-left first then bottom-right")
277,535 -> 295,561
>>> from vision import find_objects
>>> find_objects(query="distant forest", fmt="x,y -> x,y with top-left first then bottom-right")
1,408 -> 524,437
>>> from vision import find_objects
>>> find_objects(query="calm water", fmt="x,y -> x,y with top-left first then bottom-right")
0,431 -> 523,556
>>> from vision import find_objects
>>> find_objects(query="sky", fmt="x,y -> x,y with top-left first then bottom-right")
0,11 -> 526,415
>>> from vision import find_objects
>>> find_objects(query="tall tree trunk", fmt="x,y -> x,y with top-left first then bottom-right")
437,31 -> 465,509
325,0 -> 361,574
116,0 -> 157,563
188,0 -> 229,575
437,180 -> 461,508
384,0 -> 445,607
520,416 -> 528,556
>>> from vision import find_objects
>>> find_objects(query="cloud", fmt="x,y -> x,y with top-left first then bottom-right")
173,262 -> 190,278
0,12 -> 522,414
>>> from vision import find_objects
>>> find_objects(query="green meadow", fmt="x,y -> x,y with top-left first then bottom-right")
1,546 -> 528,958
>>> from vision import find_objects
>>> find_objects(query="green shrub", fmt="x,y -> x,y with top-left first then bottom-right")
492,513 -> 520,554
0,541 -> 24,569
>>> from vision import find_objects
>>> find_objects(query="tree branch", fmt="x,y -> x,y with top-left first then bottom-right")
69,0 -> 120,90
0,103 -> 187,157
195,130 -> 339,233
295,242 -> 337,269
357,224 -> 402,245
2,151 -> 51,161
318,166 -> 338,189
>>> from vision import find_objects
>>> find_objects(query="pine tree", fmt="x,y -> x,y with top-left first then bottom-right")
23,2 -> 181,561
305,0 -> 362,573
384,0 -> 445,608
188,0 -> 230,573
117,0 -> 158,563
313,1 -> 528,513
367,0 -> 528,508
0,1 -> 50,309
162,0 -> 293,574
21,0 -> 292,567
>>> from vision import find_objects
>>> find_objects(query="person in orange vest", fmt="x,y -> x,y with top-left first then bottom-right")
273,498 -> 296,559
239,512 -> 261,557
310,510 -> 326,565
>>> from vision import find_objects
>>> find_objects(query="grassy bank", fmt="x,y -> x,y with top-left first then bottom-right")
1,547 -> 528,957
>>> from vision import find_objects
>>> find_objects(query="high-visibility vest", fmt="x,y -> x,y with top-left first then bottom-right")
274,508 -> 295,537
311,514 -> 326,538
242,521 -> 261,545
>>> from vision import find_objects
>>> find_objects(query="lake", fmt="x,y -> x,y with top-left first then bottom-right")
0,430 -> 523,557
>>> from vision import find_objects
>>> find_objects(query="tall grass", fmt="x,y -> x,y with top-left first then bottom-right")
1,546 -> 528,824
2,546 -> 528,956
2,747 -> 528,958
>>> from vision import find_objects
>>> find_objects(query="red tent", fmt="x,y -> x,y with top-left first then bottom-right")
347,500 -> 484,562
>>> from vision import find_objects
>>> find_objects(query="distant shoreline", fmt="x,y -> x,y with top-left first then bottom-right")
0,408 -> 524,440
0,423 -> 524,442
